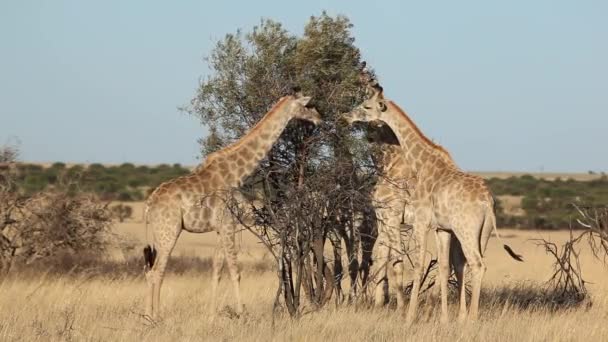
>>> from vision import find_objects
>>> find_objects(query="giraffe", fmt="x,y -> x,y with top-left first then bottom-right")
342,82 -> 522,324
365,124 -> 411,309
142,92 -> 321,319
367,122 -> 471,320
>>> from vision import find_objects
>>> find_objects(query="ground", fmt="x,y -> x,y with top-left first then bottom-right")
1,201 -> 607,341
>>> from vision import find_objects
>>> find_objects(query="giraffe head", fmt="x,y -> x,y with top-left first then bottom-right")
341,80 -> 388,125
287,89 -> 322,125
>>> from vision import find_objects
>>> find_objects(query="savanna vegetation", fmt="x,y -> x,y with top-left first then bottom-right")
1,11 -> 607,342
489,175 -> 608,229
8,162 -> 190,200
8,161 -> 608,230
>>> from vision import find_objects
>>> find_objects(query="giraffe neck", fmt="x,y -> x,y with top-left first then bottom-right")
198,97 -> 292,186
381,101 -> 454,174
371,118 -> 457,176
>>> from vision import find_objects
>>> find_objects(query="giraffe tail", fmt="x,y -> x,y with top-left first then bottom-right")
488,206 -> 524,262
142,204 -> 157,269
143,245 -> 157,269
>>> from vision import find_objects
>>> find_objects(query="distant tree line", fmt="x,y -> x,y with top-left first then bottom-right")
8,162 -> 608,230
489,175 -> 608,229
11,162 -> 190,201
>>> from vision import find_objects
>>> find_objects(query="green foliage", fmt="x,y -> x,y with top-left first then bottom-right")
188,12 -> 368,159
185,13 -> 378,314
11,163 -> 191,200
488,176 -> 608,229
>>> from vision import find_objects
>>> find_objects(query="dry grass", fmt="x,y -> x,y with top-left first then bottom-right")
1,272 -> 607,341
2,207 -> 608,341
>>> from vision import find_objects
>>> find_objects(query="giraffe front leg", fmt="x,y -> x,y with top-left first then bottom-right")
359,214 -> 376,292
221,224 -> 243,314
371,230 -> 390,307
345,234 -> 360,303
329,230 -> 345,305
385,215 -> 405,310
435,229 -> 452,324
210,238 -> 225,313
405,221 -> 428,325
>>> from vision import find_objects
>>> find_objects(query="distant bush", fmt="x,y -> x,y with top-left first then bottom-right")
110,203 -> 133,222
0,190 -> 113,273
11,163 -> 191,201
487,176 -> 608,229
8,163 -> 608,230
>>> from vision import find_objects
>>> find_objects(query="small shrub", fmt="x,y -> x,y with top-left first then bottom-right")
0,190 -> 112,272
110,203 -> 133,222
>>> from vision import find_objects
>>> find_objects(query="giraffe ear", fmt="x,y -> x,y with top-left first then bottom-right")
296,96 -> 312,106
292,85 -> 302,97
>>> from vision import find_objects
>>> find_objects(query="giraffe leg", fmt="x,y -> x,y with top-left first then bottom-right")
464,255 -> 484,321
435,229 -> 451,324
359,213 -> 377,291
329,230 -> 344,304
144,257 -> 155,318
372,230 -> 389,307
144,270 -> 154,318
450,236 -> 468,322
221,224 -> 243,314
405,221 -> 428,325
453,222 -> 485,322
151,249 -> 171,320
385,215 -> 405,310
210,237 -> 225,312
345,230 -> 359,302
144,218 -> 180,320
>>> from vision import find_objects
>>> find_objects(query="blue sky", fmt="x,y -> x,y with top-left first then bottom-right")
1,1 -> 606,172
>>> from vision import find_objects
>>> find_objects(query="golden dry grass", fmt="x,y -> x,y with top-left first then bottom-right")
2,202 -> 608,341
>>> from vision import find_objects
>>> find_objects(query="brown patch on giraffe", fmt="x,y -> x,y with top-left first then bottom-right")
240,148 -> 253,160
211,174 -> 221,185
201,206 -> 212,220
409,144 -> 422,159
223,172 -> 236,184
218,161 -> 230,172
249,138 -> 260,150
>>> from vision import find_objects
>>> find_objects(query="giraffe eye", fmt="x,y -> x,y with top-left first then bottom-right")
379,102 -> 387,112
